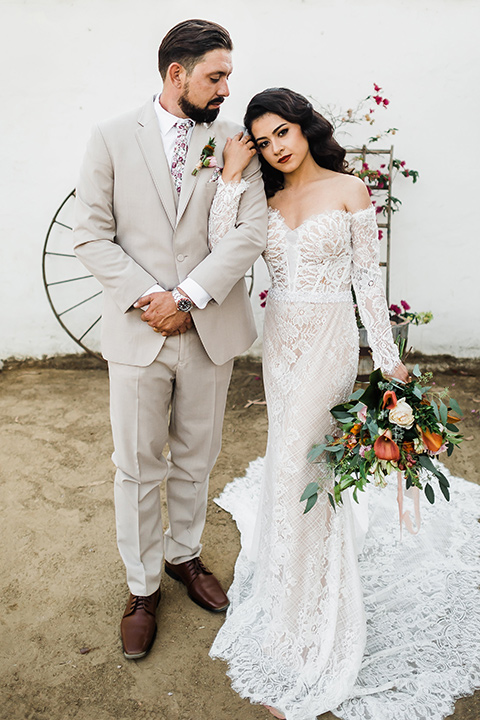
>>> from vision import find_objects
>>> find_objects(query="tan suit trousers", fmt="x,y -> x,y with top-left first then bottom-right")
109,328 -> 233,596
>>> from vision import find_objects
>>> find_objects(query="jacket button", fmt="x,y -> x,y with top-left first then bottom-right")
177,254 -> 185,262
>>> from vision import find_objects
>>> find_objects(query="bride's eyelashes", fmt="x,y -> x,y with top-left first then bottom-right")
257,127 -> 289,150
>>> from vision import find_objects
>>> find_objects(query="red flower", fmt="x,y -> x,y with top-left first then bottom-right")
383,99 -> 390,106
373,95 -> 383,105
374,83 -> 382,92
390,303 -> 402,315
378,230 -> 383,240
374,429 -> 400,461
400,300 -> 411,311
382,390 -> 397,409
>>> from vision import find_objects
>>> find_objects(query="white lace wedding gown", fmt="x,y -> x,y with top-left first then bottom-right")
208,179 -> 480,720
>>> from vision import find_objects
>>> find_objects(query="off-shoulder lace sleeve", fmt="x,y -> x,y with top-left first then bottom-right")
208,176 -> 249,250
351,206 -> 400,375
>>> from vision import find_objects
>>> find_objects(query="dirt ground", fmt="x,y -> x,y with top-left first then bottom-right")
1,354 -> 479,720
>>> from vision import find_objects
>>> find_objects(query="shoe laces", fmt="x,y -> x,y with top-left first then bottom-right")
129,594 -> 155,614
185,556 -> 212,578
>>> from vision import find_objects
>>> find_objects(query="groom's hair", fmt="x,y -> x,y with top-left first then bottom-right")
158,19 -> 233,80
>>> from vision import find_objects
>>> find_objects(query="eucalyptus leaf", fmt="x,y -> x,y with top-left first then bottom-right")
300,482 -> 319,501
430,401 -> 440,421
439,401 -> 448,426
439,483 -> 450,501
418,454 -> 440,476
304,494 -> 318,513
327,493 -> 336,512
349,388 -> 365,401
413,364 -> 421,377
424,483 -> 435,504
449,397 -> 463,417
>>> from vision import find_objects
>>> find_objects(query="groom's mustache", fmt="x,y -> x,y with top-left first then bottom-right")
208,97 -> 225,106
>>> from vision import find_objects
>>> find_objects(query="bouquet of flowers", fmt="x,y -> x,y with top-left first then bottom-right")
301,365 -> 463,513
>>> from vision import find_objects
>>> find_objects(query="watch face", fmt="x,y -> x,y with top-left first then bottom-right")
177,297 -> 193,312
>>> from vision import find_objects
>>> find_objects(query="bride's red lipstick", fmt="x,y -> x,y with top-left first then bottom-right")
278,154 -> 292,164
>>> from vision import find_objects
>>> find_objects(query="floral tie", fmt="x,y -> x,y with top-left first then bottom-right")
171,119 -> 194,194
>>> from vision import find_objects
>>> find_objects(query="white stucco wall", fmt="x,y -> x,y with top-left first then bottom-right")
1,0 -> 479,359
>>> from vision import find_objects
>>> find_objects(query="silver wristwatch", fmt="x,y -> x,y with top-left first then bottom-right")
172,287 -> 194,313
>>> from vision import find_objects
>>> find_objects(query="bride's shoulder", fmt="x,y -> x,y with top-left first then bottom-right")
336,174 -> 372,214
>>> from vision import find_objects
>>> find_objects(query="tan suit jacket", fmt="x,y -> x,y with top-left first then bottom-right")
73,98 -> 268,366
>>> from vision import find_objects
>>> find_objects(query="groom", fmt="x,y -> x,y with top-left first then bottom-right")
74,19 -> 267,659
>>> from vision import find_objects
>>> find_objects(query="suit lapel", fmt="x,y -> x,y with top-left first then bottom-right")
135,100 -> 177,229
176,123 -> 211,225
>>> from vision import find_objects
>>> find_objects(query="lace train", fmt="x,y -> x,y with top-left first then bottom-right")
211,459 -> 480,720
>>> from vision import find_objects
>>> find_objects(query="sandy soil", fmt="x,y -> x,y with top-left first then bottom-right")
0,354 -> 479,720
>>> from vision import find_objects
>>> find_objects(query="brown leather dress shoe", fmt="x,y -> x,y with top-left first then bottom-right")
165,557 -> 229,612
120,587 -> 161,659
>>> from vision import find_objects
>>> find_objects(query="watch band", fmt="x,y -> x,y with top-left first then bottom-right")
172,287 -> 194,313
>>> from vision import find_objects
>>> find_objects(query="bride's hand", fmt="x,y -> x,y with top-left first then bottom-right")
222,132 -> 256,183
386,362 -> 410,384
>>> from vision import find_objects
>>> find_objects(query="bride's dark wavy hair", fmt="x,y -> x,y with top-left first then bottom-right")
244,87 -> 350,197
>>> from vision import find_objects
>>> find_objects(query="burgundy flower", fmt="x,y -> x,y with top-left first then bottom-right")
373,95 -> 383,105
383,98 -> 390,106
390,303 -> 402,315
400,300 -> 411,311
374,83 -> 381,92
259,289 -> 269,308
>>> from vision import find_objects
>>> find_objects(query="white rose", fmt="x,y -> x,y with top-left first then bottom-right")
389,398 -> 415,429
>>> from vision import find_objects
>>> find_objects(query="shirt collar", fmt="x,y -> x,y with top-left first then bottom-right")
154,94 -> 191,136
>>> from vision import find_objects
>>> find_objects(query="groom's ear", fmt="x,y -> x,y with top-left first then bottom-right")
166,62 -> 187,89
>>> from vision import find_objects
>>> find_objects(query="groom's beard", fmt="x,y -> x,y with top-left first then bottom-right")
178,87 -> 224,124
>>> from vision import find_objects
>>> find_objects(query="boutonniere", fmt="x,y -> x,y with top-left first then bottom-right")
192,137 -> 218,175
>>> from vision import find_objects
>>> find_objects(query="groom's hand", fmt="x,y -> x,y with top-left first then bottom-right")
135,292 -> 193,336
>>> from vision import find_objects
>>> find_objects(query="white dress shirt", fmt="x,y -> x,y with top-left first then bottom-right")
138,95 -> 212,310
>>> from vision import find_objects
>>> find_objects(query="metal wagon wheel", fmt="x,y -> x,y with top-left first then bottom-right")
42,190 -> 104,360
42,191 -> 256,361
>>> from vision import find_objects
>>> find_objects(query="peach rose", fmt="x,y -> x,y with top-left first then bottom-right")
389,398 -> 414,429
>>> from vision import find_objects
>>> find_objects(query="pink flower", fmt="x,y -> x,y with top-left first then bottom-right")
357,405 -> 368,423
359,444 -> 372,458
206,156 -> 218,168
400,300 -> 411,311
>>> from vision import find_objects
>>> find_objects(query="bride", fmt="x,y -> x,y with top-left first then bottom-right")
207,88 -> 480,720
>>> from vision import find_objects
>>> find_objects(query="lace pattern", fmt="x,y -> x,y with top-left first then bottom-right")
207,176 -> 249,250
213,460 -> 480,720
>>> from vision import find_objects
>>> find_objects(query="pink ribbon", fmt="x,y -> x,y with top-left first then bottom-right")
396,471 -> 421,537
